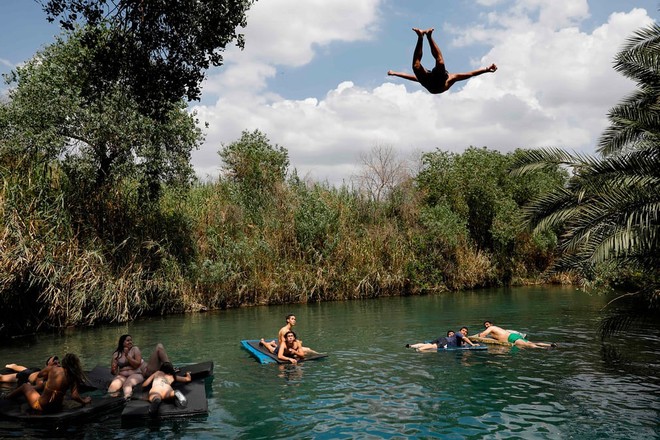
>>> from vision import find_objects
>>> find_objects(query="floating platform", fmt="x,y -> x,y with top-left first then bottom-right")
120,379 -> 208,420
0,361 -> 213,424
240,340 -> 328,364
468,336 -> 514,346
437,345 -> 488,351
0,393 -> 124,425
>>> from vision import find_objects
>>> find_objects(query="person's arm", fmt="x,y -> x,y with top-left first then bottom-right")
126,347 -> 143,369
462,336 -> 477,347
142,372 -> 156,389
290,342 -> 305,358
478,327 -> 494,338
277,344 -> 297,364
110,353 -> 119,375
37,365 -> 53,379
175,372 -> 192,383
71,385 -> 92,405
387,70 -> 419,82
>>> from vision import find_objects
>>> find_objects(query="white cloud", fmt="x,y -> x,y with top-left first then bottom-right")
191,1 -> 655,186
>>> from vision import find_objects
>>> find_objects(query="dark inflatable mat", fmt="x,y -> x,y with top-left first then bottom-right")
120,379 -> 207,420
240,340 -> 328,364
85,361 -> 213,391
0,394 -> 124,424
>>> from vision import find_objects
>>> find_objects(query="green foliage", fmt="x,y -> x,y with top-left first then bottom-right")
1,30 -> 202,246
511,22 -> 660,333
293,185 -> 340,262
219,129 -> 289,222
40,0 -> 254,111
415,146 -> 564,284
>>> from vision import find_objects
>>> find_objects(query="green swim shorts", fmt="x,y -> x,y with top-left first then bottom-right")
507,333 -> 528,344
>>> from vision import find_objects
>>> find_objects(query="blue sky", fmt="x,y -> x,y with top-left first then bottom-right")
2,0 -> 659,185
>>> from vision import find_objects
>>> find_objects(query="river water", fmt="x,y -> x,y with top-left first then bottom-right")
0,286 -> 658,439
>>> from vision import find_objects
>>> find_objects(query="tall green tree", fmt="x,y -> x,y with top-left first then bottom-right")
39,0 -> 254,115
512,23 -> 660,331
1,30 -> 203,245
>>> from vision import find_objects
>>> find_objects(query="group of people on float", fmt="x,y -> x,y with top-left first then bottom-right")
1,335 -> 190,416
109,334 -> 191,414
259,314 -> 318,364
407,321 -> 557,351
1,318 -> 556,414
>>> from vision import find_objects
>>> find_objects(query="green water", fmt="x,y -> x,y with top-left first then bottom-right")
0,286 -> 658,439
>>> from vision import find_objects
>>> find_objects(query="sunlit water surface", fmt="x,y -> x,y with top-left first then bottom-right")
0,286 -> 658,439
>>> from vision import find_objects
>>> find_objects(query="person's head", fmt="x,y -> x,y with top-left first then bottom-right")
484,321 -> 492,328
46,355 -> 59,367
115,334 -> 133,354
61,353 -> 87,385
284,331 -> 297,343
159,362 -> 176,376
459,327 -> 469,336
286,314 -> 296,326
446,330 -> 455,337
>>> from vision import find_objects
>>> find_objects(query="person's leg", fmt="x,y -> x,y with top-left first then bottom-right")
0,373 -> 18,383
6,383 -> 42,410
259,339 -> 277,353
4,364 -> 27,372
108,375 -> 126,394
21,384 -> 43,410
145,343 -> 170,376
425,29 -> 445,68
411,28 -> 428,80
515,339 -> 550,349
122,373 -> 144,398
148,392 -> 162,416
414,343 -> 439,351
6,382 -> 28,399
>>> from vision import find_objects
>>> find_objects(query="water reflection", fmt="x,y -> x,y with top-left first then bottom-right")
0,286 -> 657,439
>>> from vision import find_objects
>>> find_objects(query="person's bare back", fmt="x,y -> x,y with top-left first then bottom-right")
479,325 -> 510,342
479,323 -> 556,349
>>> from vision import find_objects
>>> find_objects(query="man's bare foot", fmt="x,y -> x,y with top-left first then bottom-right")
259,338 -> 266,346
412,28 -> 424,37
425,28 -> 434,35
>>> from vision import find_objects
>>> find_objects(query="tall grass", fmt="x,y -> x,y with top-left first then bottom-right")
1,152 -> 561,336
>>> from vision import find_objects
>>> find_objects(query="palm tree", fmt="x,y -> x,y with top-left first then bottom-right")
511,23 -> 659,334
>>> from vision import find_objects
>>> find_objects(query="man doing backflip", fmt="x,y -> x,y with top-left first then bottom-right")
388,28 -> 497,94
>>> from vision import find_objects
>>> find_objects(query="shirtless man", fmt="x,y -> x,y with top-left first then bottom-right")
388,28 -> 497,94
478,322 -> 556,348
1,355 -> 60,388
260,314 -> 299,353
142,362 -> 191,416
2,353 -> 91,412
277,331 -> 306,365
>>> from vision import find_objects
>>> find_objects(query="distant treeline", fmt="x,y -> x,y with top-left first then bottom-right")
0,121 -> 570,336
